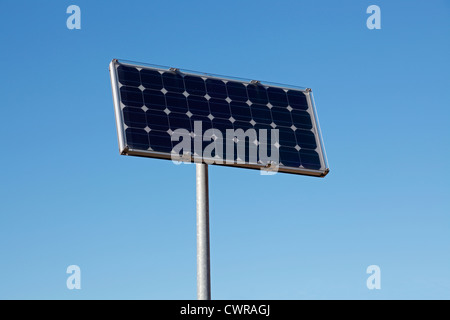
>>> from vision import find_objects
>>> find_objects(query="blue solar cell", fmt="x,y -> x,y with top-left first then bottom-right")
140,69 -> 163,90
148,130 -> 173,153
233,120 -> 253,135
226,81 -> 248,102
188,95 -> 210,116
300,149 -> 321,170
287,90 -> 308,110
162,72 -> 185,93
250,103 -> 272,125
165,92 -> 188,113
146,109 -> 169,131
122,107 -> 147,128
291,110 -> 312,130
278,127 -> 297,148
117,65 -> 141,87
247,83 -> 268,105
143,89 -> 166,111
125,128 -> 149,150
267,87 -> 288,107
230,101 -> 252,121
168,112 -> 192,132
120,86 -> 143,107
206,79 -> 227,99
253,123 -> 272,132
209,98 -> 231,119
271,107 -> 292,127
212,118 -> 234,135
295,130 -> 317,149
184,75 -> 206,96
190,115 -> 213,133
279,146 -> 301,167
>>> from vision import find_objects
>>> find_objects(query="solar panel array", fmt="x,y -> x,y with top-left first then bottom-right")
110,60 -> 328,177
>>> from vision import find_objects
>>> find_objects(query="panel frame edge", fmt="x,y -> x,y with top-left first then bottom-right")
109,59 -> 128,155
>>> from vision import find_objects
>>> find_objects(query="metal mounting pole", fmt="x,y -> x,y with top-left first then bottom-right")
196,163 -> 211,300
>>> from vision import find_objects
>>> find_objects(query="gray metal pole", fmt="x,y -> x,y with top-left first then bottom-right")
196,163 -> 211,300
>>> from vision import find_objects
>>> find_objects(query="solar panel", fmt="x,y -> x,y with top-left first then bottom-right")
109,59 -> 329,177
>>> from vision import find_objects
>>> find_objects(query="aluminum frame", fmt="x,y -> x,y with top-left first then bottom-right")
109,59 -> 330,177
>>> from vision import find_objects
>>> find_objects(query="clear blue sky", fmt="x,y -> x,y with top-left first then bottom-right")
0,0 -> 449,299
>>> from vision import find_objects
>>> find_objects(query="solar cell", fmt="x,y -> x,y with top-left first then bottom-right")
110,59 -> 329,177
267,87 -> 288,107
209,98 -> 231,119
188,95 -> 210,116
226,81 -> 248,102
184,75 -> 206,96
205,78 -> 227,99
247,83 -> 268,105
230,101 -> 252,122
140,69 -> 163,90
250,103 -> 272,125
165,93 -> 188,113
